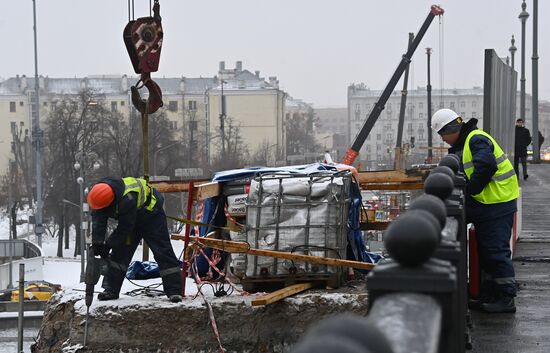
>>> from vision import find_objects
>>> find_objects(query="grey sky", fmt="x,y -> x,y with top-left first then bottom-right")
3,0 -> 549,107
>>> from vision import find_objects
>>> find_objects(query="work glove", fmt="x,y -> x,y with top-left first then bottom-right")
91,243 -> 111,259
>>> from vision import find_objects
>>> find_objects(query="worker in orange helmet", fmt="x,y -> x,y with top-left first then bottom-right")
87,177 -> 182,303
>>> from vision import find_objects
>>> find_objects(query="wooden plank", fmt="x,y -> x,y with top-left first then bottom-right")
195,182 -> 221,200
251,282 -> 314,306
360,182 -> 424,190
356,170 -> 424,184
149,180 -> 220,200
172,235 -> 376,271
360,221 -> 390,231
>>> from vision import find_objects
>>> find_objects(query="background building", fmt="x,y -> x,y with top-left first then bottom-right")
0,61 -> 292,176
347,84 -> 546,170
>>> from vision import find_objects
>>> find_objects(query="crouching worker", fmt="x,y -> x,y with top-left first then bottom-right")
87,177 -> 183,303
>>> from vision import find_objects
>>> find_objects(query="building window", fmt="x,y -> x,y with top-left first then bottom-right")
43,101 -> 47,106
418,123 -> 424,129
376,134 -> 381,141
419,113 -> 424,120
121,101 -> 125,106
168,101 -> 178,112
188,100 -> 197,111
460,101 -> 466,108
10,102 -> 16,112
419,133 -> 424,141
450,102 -> 455,110
11,121 -> 17,133
472,101 -> 477,108
472,112 -> 477,118
419,102 -> 424,109
111,101 -> 118,112
461,112 -> 466,118
439,101 -> 444,108
407,123 -> 413,131
367,135 -> 371,141
355,103 -> 360,112
19,101 -> 24,107
377,145 -> 381,151
366,104 -> 371,111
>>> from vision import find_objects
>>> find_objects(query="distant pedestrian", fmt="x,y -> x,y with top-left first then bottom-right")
87,177 -> 183,302
538,131 -> 545,150
432,109 -> 519,313
514,118 -> 531,180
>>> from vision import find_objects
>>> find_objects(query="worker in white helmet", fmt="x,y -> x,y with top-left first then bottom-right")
432,109 -> 519,313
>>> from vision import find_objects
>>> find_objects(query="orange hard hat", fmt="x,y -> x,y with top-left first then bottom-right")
87,183 -> 115,210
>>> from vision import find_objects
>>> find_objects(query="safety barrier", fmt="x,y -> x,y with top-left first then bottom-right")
292,154 -> 469,353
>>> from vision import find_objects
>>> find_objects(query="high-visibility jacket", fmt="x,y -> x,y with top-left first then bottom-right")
122,177 -> 156,211
463,130 -> 519,204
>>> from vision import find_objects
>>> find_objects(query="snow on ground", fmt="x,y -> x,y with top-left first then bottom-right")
1,208 -> 236,299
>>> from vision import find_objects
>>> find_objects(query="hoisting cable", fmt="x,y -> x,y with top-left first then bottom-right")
439,16 -> 445,103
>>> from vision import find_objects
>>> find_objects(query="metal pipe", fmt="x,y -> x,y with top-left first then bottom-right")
32,0 -> 43,247
17,263 -> 25,353
532,0 -> 540,163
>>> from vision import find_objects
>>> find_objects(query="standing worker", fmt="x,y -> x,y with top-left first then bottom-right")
431,109 -> 519,313
514,118 -> 531,180
87,177 -> 183,302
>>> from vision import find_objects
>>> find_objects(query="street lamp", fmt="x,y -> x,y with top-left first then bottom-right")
519,0 -> 529,121
74,151 -> 99,282
509,35 -> 517,70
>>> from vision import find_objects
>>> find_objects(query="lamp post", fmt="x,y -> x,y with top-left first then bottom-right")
509,35 -> 517,70
32,0 -> 44,247
219,80 -> 227,165
519,1 -> 529,121
74,151 -> 99,282
531,0 -> 540,163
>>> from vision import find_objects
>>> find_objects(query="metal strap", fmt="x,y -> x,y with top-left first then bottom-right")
463,161 -> 473,169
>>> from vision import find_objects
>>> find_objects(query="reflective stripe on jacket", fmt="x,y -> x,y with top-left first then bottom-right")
463,130 -> 519,204
122,177 -> 156,211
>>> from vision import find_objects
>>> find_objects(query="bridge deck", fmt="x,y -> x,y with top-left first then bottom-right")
471,163 -> 550,353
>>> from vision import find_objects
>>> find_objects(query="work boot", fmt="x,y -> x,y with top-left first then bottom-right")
97,290 -> 119,301
468,296 -> 494,311
481,295 -> 516,313
169,294 -> 182,303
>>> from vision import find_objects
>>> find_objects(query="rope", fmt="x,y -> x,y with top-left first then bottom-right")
191,253 -> 227,353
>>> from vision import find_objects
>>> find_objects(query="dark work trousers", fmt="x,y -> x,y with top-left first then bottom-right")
474,212 -> 516,297
514,154 -> 528,179
102,192 -> 183,297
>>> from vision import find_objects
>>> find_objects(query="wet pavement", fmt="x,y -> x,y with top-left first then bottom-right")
470,163 -> 550,353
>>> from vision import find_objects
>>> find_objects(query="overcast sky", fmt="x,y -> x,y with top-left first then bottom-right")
3,0 -> 549,107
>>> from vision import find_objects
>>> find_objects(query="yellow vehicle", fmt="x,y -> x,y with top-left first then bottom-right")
10,283 -> 57,302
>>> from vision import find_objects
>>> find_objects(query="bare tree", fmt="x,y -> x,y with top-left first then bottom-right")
285,108 -> 320,156
212,116 -> 249,171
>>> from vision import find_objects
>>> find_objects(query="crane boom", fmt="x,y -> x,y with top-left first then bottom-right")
342,5 -> 444,166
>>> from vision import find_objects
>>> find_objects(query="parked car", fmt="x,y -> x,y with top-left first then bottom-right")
10,282 -> 60,302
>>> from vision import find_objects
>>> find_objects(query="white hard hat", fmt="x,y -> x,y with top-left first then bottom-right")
431,109 -> 461,133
